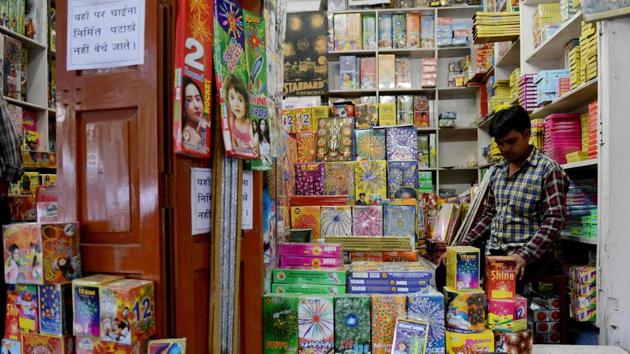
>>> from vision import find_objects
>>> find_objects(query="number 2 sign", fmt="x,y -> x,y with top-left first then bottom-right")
173,0 -> 213,158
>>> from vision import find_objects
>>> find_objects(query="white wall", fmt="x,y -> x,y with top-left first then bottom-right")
287,0 -> 322,13
598,16 -> 630,351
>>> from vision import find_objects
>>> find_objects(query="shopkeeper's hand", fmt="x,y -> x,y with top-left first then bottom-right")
494,254 -> 527,280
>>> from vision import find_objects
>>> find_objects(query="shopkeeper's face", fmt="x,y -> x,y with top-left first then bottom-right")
495,129 -> 531,162
185,83 -> 203,125
228,87 -> 246,120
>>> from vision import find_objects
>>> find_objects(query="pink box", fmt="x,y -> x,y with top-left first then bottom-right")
278,243 -> 343,258
280,256 -> 343,269
487,295 -> 527,332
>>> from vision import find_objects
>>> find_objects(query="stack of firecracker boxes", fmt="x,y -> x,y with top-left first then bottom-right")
569,266 -> 597,322
1,222 -> 156,354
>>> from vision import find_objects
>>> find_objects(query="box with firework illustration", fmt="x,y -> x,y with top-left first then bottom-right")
355,160 -> 387,205
99,279 -> 155,345
446,246 -> 480,290
386,126 -> 418,161
371,294 -> 407,354
387,161 -> 419,199
295,163 -> 325,196
278,243 -> 342,258
325,162 -> 355,200
272,284 -> 345,296
444,286 -> 486,333
297,132 -> 317,163
72,274 -> 124,337
486,256 -> 516,300
20,333 -> 73,354
445,329 -> 494,354
334,296 -> 371,354
272,269 -> 346,286
17,284 -> 39,333
1,339 -> 21,354
3,222 -> 81,285
39,284 -> 72,335
352,205 -> 383,236
263,294 -> 299,354
295,107 -> 314,132
320,206 -> 352,237
75,336 -> 148,354
5,291 -> 20,340
408,287 -> 445,354
316,117 -> 354,162
355,103 -> 378,129
488,296 -> 527,333
280,256 -> 343,269
495,329 -> 533,354
290,206 -> 321,241
299,296 -> 334,353
354,129 -> 385,161
148,339 -> 186,354
383,205 -> 416,240
392,318 -> 430,354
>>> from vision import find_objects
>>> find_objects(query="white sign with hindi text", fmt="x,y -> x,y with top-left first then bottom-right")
242,171 -> 253,230
191,168 -> 212,235
67,0 -> 145,70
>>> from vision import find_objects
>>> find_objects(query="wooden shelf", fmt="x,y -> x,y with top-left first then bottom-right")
496,38 -> 521,68
0,26 -> 46,49
561,233 -> 598,245
530,79 -> 598,118
526,11 -> 583,63
562,159 -> 598,170
4,96 -> 48,112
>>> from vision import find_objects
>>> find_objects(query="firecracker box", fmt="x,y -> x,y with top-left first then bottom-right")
531,295 -> 560,309
487,296 -> 528,333
272,283 -> 346,295
17,284 -> 39,333
39,284 -> 72,335
534,332 -> 560,344
272,269 -> 346,285
148,339 -> 186,354
5,291 -> 20,340
445,329 -> 494,354
278,243 -> 342,259
280,255 -> 344,269
334,296 -> 371,354
531,320 -> 560,334
294,107 -> 314,132
298,296 -> 334,353
371,294 -> 407,354
529,301 -> 561,322
570,266 -> 596,284
494,329 -> 533,354
485,257 -> 516,300
1,339 -> 21,354
72,274 -> 124,337
348,277 -> 430,287
262,294 -> 299,354
21,333 -> 74,354
75,336 -> 148,354
3,222 -> 81,285
99,279 -> 156,345
408,287 -> 445,354
446,246 -> 480,290
444,286 -> 486,333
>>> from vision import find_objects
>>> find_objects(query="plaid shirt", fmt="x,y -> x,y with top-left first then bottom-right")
0,94 -> 23,183
462,147 -> 568,263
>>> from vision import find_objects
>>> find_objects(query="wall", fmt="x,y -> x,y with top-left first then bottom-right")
598,16 -> 630,351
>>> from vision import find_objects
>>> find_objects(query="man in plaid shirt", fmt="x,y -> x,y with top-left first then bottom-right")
461,105 -> 568,290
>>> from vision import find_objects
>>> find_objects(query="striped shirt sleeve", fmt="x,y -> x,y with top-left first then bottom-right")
0,95 -> 23,183
462,183 -> 496,247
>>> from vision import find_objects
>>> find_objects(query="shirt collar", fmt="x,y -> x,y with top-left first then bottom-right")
498,146 -> 539,174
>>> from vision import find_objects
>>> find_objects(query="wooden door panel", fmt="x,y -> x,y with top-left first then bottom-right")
56,0 -> 167,336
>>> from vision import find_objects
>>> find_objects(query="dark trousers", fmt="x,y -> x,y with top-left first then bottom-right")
436,248 -> 559,293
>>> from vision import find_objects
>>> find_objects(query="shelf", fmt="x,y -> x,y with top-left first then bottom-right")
477,115 -> 493,129
327,89 -> 377,96
329,49 -> 376,58
495,38 -> 521,68
380,87 -> 436,94
562,159 -> 597,170
418,167 -> 438,171
417,127 -> 438,132
526,11 -> 583,63
521,0 -> 560,5
530,78 -> 598,118
438,46 -> 472,58
438,86 -> 478,98
0,26 -> 46,49
48,108 -> 57,115
378,48 -> 436,58
4,96 -> 48,112
561,233 -> 598,245
436,5 -> 483,11
327,9 -> 377,15
438,127 -> 478,140
479,161 -> 500,169
440,167 -> 479,171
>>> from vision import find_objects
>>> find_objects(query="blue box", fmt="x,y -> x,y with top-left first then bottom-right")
39,284 -> 72,335
408,288 -> 446,354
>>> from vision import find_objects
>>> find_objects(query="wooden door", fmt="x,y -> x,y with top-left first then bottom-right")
56,0 -> 168,336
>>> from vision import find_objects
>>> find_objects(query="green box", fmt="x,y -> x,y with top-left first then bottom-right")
272,269 -> 347,286
334,295 -> 371,354
272,284 -> 346,296
263,294 -> 299,354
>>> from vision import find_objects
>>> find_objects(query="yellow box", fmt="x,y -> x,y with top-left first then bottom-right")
446,246 -> 480,290
446,329 -> 494,354
311,106 -> 330,127
283,109 -> 296,133
294,107 -> 313,132
378,103 -> 396,126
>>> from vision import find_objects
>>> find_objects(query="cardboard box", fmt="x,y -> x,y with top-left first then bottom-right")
272,269 -> 346,285
298,296 -> 334,353
444,286 -> 486,333
445,329 -> 494,354
408,288 -> 445,354
17,284 -> 39,333
99,279 -> 156,345
495,329 -> 533,354
39,284 -> 72,335
148,339 -> 186,354
75,336 -> 148,354
263,294 -> 299,353
271,284 -> 345,295
371,294 -> 407,354
488,296 -> 528,333
334,296 -> 371,353
485,257 -> 516,299
446,246 -> 480,290
530,301 -> 561,322
72,274 -> 124,337
3,222 -> 81,285
280,255 -> 343,269
21,333 -> 73,354
278,243 -> 342,258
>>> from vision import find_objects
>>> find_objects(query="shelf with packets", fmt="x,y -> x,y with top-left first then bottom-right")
521,0 -> 560,5
560,233 -> 598,245
526,11 -> 583,63
495,37 -> 521,68
378,47 -> 437,58
328,49 -> 377,58
529,78 -> 598,119
0,25 -> 46,50
327,4 -> 482,15
562,159 -> 598,170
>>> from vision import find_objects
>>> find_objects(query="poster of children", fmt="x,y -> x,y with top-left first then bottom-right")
214,0 -> 259,159
3,224 -> 43,285
173,0 -> 213,157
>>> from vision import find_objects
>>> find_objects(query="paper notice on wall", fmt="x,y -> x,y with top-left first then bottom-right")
191,168 -> 212,235
67,0 -> 146,70
242,170 -> 253,230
